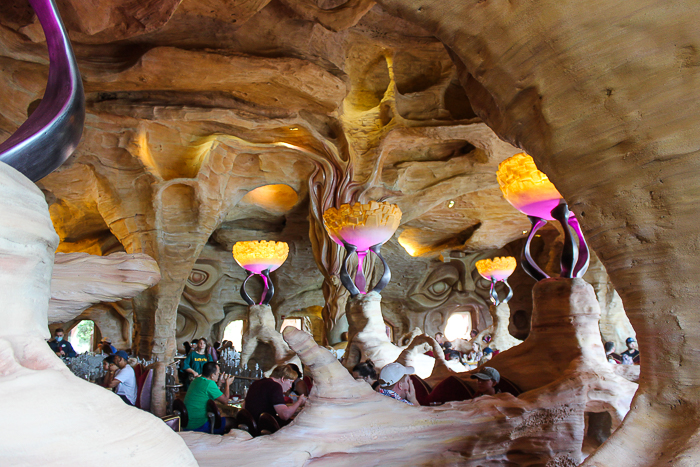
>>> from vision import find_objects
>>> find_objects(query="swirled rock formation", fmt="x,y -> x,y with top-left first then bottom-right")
372,1 -> 700,464
49,251 -> 161,323
183,323 -> 632,466
3,0 -> 693,463
240,304 -> 300,374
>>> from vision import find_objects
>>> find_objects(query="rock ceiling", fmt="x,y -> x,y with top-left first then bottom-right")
3,1 -> 700,465
1,0 -> 581,346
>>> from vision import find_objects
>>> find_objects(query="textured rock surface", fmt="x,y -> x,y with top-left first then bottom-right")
240,304 -> 300,374
371,1 -> 700,464
5,0 -> 688,462
183,325 -> 627,466
0,161 -> 195,466
341,291 -> 442,377
49,251 -> 160,323
0,0 -> 543,357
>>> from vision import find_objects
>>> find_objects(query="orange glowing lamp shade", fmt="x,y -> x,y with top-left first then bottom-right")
322,201 -> 402,251
476,256 -> 517,282
232,241 -> 289,274
496,153 -> 562,220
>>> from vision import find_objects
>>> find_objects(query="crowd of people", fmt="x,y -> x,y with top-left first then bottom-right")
49,322 -> 640,437
424,331 -> 495,368
351,361 -> 503,406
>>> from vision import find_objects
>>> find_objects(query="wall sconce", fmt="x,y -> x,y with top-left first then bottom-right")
323,201 -> 401,296
497,153 -> 589,281
233,241 -> 289,305
476,256 -> 516,305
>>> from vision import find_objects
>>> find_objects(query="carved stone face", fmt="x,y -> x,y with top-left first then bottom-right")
410,256 -> 497,335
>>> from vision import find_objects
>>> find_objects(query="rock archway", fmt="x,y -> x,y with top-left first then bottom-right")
375,0 -> 700,464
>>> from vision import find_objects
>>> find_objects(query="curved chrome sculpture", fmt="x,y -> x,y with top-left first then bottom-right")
339,242 -> 391,297
497,153 -> 590,281
0,0 -> 85,182
232,241 -> 289,306
240,268 -> 275,306
323,202 -> 402,297
475,257 -> 517,306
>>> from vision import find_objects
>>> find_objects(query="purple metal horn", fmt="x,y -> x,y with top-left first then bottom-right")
0,0 -> 85,182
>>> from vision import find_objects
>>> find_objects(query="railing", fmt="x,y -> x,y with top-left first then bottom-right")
165,351 -> 263,414
165,362 -> 182,414
219,351 -> 264,398
61,352 -> 157,381
61,353 -> 105,382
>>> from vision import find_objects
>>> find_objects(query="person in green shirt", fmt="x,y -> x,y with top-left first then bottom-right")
182,338 -> 213,380
183,362 -> 236,434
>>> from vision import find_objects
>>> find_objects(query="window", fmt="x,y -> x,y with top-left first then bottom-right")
281,318 -> 303,333
444,312 -> 472,341
222,320 -> 244,352
69,320 -> 95,354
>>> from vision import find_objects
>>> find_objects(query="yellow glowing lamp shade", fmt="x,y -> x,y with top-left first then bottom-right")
497,153 -> 562,220
476,256 -> 517,282
323,201 -> 402,251
232,241 -> 289,274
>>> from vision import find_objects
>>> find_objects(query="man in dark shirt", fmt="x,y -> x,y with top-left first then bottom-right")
244,364 -> 306,424
621,337 -> 640,364
48,328 -> 77,357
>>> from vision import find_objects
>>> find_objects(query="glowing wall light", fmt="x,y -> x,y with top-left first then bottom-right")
497,153 -> 589,280
233,240 -> 289,305
323,201 -> 401,296
476,256 -> 516,305
242,184 -> 298,213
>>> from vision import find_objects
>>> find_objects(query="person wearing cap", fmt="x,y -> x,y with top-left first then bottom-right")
105,350 -> 137,405
620,337 -> 639,364
100,338 -> 117,354
377,362 -> 419,406
471,367 -> 501,397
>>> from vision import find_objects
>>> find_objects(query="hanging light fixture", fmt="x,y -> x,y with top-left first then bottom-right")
323,201 -> 401,296
476,256 -> 516,305
497,153 -> 589,281
233,240 -> 289,305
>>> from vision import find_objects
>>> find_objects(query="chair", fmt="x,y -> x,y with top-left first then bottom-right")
135,368 -> 153,410
409,374 -> 432,406
172,399 -> 189,429
303,375 -> 313,392
139,369 -> 154,412
133,363 -> 144,381
161,414 -> 181,432
206,399 -> 222,434
258,412 -> 280,435
428,376 -> 474,404
294,379 -> 310,397
235,408 -> 258,437
495,376 -> 522,397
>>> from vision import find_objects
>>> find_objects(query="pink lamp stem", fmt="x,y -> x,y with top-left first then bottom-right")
355,250 -> 368,294
259,273 -> 269,305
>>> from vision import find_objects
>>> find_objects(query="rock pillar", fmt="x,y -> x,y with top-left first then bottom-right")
0,162 -> 196,466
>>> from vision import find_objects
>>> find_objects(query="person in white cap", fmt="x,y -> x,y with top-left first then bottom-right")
100,337 -> 117,354
470,366 -> 500,397
377,362 -> 419,406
